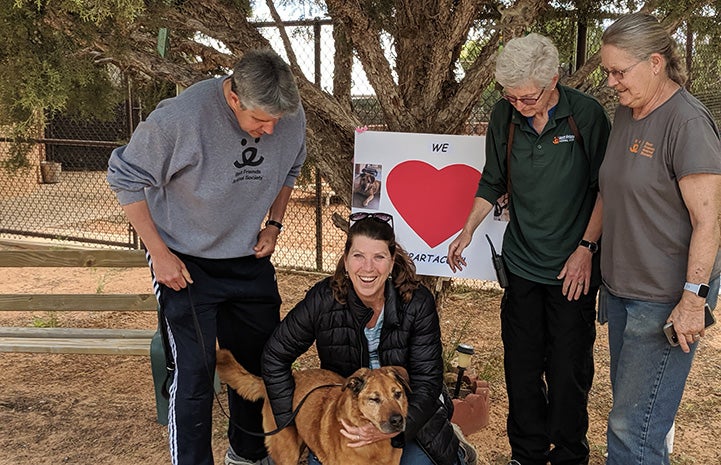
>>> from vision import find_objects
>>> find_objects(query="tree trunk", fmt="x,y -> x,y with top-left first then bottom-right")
32,0 -> 624,308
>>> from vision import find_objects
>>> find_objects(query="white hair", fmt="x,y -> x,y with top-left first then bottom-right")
495,33 -> 559,89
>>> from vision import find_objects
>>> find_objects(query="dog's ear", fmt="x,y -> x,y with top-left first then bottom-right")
343,368 -> 370,395
343,376 -> 366,395
386,366 -> 412,396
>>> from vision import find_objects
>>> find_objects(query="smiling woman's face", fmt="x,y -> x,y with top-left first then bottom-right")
600,44 -> 653,110
344,234 -> 394,307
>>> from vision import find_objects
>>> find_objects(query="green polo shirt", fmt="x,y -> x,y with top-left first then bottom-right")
476,85 -> 611,284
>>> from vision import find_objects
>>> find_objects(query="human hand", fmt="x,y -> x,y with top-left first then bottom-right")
666,298 -> 706,353
253,226 -> 280,258
339,419 -> 396,448
557,248 -> 591,301
447,232 -> 472,273
151,249 -> 193,291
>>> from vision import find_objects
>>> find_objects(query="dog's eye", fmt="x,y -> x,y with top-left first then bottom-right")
394,391 -> 403,400
369,397 -> 381,404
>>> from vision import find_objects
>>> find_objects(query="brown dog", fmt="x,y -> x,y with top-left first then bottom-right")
216,349 -> 410,465
353,172 -> 381,207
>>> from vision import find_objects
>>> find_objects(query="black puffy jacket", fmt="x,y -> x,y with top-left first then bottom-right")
262,277 -> 460,465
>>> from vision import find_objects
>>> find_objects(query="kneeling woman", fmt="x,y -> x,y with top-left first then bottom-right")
262,212 -> 476,465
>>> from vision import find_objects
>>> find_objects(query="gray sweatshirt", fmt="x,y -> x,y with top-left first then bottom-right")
107,76 -> 307,258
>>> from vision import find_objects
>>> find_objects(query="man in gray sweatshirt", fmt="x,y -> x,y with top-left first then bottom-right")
107,49 -> 306,465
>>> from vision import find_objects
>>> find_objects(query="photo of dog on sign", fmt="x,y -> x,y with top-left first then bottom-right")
352,163 -> 382,209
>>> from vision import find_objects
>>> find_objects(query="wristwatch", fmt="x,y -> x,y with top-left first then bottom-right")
578,239 -> 598,254
265,219 -> 283,232
684,282 -> 710,298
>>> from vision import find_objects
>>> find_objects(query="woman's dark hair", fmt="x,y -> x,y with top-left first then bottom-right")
330,216 -> 420,304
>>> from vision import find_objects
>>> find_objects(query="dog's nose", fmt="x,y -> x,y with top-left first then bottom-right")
389,413 -> 404,429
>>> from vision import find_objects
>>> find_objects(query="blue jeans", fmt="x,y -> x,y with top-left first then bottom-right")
601,277 -> 719,465
307,440 -> 464,465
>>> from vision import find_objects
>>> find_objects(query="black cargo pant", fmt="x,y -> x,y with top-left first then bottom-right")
501,271 -> 597,465
157,252 -> 281,465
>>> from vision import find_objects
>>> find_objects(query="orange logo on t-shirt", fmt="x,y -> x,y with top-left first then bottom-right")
629,139 -> 641,153
629,139 -> 655,158
640,141 -> 655,158
553,137 -> 560,144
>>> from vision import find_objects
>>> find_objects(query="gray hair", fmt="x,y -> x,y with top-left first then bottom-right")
495,33 -> 559,89
231,49 -> 300,116
602,13 -> 687,86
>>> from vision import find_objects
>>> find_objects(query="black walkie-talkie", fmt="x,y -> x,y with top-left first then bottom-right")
485,234 -> 509,288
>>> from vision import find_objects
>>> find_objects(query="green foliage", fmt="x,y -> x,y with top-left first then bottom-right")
669,454 -> 697,465
687,16 -> 721,92
0,0 -> 132,169
3,143 -> 33,172
459,40 -> 484,73
532,15 -> 579,73
360,0 -> 395,33
14,0 -> 147,24
63,66 -> 124,121
474,352 -> 504,384
0,1 -> 129,127
32,311 -> 59,328
95,274 -> 108,294
1,120 -> 34,171
1,0 -> 721,148
133,79 -> 177,120
442,318 -> 472,374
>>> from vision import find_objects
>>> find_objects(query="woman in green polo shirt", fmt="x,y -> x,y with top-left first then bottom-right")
447,33 -> 611,465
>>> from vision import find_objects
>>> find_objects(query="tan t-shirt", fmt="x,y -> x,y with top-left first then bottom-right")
600,88 -> 721,302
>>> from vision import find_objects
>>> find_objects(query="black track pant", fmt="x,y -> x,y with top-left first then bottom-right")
157,252 -> 281,465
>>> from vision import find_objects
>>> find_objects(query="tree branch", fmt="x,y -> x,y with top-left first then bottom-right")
563,0 -> 696,89
265,0 -> 304,79
423,0 -> 479,113
434,31 -> 501,133
325,0 -> 409,130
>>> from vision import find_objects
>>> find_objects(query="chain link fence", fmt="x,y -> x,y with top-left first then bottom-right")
2,14 -> 720,273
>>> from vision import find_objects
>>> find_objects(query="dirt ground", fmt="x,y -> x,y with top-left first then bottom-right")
0,264 -> 719,465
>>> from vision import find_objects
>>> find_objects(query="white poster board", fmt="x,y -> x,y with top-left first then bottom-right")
352,130 -> 507,280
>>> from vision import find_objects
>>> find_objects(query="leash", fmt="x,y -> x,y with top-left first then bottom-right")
182,284 -> 342,437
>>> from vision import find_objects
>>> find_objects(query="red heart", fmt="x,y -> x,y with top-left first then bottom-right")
386,161 -> 481,248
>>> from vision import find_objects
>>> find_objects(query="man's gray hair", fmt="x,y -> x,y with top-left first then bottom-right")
231,49 -> 300,116
495,33 -> 559,89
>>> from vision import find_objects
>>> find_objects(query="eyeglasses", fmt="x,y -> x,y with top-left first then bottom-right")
502,88 -> 545,106
601,61 -> 642,81
349,212 -> 394,229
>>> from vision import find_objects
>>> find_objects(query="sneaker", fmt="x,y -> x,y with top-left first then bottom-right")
224,447 -> 275,465
452,423 -> 478,465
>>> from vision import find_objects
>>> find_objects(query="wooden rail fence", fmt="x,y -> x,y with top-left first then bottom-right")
0,247 -> 157,355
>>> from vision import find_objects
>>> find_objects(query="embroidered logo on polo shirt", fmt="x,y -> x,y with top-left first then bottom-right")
552,134 -> 576,144
629,139 -> 655,158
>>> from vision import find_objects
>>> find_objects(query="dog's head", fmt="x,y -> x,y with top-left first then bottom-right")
356,173 -> 377,193
341,366 -> 410,434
